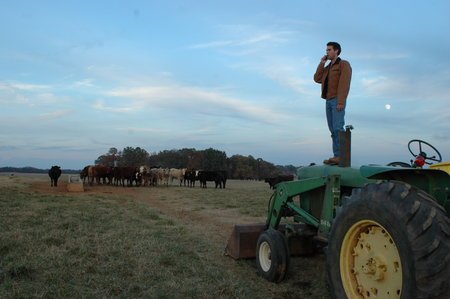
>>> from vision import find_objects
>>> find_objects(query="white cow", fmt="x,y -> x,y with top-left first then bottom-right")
154,168 -> 170,186
139,165 -> 151,186
169,168 -> 187,186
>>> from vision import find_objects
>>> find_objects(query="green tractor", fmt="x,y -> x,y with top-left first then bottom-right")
226,135 -> 450,298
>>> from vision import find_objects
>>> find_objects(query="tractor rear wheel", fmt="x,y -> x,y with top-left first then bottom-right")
327,181 -> 450,299
256,228 -> 289,283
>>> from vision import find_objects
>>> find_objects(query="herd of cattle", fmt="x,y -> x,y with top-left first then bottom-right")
48,164 -> 295,189
79,165 -> 228,188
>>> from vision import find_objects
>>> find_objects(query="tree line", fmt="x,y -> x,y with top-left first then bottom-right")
95,147 -> 298,180
0,167 -> 79,174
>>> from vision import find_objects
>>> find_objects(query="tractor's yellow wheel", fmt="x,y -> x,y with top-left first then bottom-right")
340,220 -> 402,298
326,181 -> 450,299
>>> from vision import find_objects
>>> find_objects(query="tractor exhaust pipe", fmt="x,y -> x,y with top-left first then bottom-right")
339,125 -> 353,167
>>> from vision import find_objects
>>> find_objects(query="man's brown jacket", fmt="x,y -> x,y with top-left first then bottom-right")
313,57 -> 352,105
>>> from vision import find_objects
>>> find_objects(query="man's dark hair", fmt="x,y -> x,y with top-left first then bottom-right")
327,42 -> 341,55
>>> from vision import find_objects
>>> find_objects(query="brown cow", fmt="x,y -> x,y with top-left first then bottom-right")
87,165 -> 113,185
113,166 -> 140,187
80,165 -> 90,184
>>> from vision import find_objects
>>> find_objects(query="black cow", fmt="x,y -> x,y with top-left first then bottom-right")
48,165 -> 62,187
264,174 -> 294,189
184,169 -> 197,187
197,170 -> 227,188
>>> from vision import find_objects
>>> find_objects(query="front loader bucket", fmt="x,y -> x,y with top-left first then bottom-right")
225,224 -> 266,259
225,223 -> 315,259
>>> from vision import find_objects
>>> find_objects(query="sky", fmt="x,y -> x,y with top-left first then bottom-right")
1,0 -> 450,170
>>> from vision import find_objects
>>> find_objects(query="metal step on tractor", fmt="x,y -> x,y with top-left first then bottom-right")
225,127 -> 450,299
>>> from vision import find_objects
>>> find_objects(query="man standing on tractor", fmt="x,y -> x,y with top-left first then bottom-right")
314,42 -> 352,165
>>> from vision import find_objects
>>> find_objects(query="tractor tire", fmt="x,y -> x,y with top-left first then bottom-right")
256,228 -> 290,283
327,181 -> 450,299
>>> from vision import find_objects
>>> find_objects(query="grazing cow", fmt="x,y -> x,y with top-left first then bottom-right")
264,174 -> 294,189
48,165 -> 62,187
197,170 -> 227,189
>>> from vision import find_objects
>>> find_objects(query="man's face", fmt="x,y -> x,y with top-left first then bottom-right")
326,46 -> 338,60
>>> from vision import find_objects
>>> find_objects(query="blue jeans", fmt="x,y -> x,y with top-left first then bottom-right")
326,98 -> 345,157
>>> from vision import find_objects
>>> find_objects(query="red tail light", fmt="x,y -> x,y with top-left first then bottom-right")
414,155 -> 425,167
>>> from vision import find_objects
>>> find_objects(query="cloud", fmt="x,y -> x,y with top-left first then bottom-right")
0,145 -> 19,151
104,84 -> 286,124
0,81 -> 63,106
188,40 -> 235,49
188,29 -> 293,54
36,109 -> 74,121
262,66 -> 314,96
228,56 -> 315,97
117,127 -> 168,134
0,82 -> 51,91
92,100 -> 140,113
352,52 -> 410,60
74,79 -> 95,87
360,76 -> 407,97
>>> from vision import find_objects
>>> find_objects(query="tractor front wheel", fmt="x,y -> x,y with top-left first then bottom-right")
256,228 -> 289,283
327,181 -> 450,298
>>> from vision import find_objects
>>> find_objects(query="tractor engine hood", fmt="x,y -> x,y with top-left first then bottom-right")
360,164 -> 450,182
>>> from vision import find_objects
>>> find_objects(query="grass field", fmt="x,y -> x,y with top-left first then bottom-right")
0,173 -> 330,298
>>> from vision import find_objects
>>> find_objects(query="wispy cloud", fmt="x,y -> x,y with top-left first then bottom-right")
74,79 -> 95,87
352,53 -> 410,60
360,76 -> 406,97
92,100 -> 140,113
36,109 -> 73,121
188,40 -> 235,49
0,81 -> 64,106
104,84 -> 285,124
117,127 -> 168,134
262,67 -> 314,96
0,82 -> 51,91
188,30 -> 293,53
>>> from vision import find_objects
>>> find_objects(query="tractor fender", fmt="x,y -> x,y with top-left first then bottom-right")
360,165 -> 450,214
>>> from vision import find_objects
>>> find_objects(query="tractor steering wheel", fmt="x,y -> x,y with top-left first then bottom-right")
408,139 -> 442,165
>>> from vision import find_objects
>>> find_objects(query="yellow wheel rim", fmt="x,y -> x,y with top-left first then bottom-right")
340,220 -> 402,298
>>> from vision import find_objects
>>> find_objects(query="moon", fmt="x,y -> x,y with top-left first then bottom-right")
385,104 -> 391,110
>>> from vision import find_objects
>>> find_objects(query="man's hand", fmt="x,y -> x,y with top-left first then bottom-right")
320,55 -> 328,63
337,103 -> 345,111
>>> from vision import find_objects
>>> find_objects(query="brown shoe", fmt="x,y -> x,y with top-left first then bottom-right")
323,157 -> 334,164
328,157 -> 340,165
